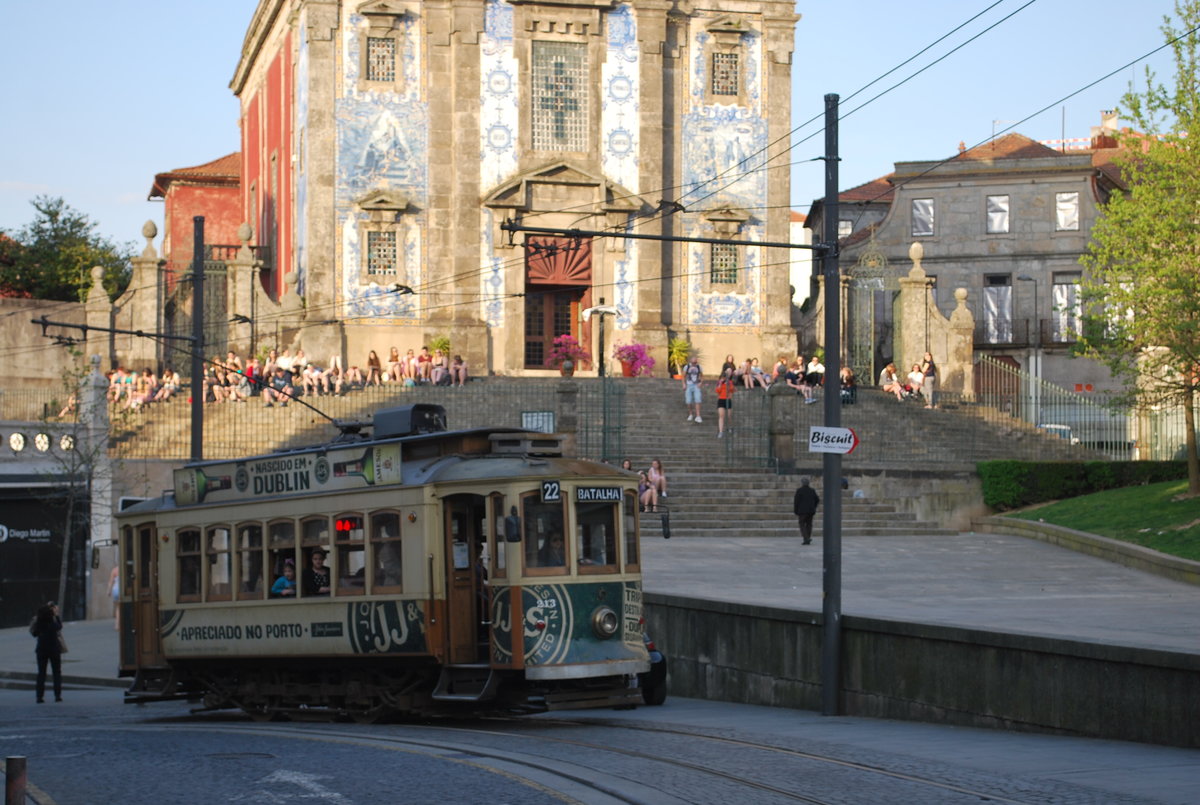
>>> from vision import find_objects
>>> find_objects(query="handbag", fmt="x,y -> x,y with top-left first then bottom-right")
57,632 -> 69,654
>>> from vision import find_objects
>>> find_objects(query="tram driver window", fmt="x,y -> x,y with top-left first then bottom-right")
335,514 -> 366,594
522,495 -> 566,573
623,491 -> 639,570
576,502 -> 617,571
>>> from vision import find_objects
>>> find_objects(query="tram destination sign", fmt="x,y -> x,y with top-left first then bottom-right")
576,486 -> 622,502
808,426 -> 859,455
173,442 -> 403,506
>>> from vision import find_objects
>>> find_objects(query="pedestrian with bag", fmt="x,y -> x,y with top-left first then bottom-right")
793,477 -> 820,545
30,600 -> 65,703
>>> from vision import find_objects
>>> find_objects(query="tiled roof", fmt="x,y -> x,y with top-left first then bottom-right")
149,152 -> 241,198
840,174 -> 894,204
790,210 -> 806,223
953,132 -> 1063,162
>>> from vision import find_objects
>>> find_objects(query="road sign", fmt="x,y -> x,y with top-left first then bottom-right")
808,426 -> 858,454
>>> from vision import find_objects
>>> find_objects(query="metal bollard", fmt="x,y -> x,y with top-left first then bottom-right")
5,756 -> 26,805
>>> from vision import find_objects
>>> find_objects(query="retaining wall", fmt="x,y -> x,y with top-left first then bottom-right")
645,592 -> 1200,748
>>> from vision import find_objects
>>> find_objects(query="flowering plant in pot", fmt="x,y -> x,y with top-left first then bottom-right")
544,334 -> 589,375
612,342 -> 655,377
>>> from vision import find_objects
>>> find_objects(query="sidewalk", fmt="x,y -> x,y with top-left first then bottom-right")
2,529 -> 1195,690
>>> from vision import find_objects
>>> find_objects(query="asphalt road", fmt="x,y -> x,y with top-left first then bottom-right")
1,686 -> 1196,805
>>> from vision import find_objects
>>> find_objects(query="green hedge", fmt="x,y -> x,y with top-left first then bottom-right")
977,460 -> 1190,510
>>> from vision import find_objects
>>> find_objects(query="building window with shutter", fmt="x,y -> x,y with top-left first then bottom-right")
912,198 -> 935,237
1055,192 -> 1080,231
1052,272 -> 1081,342
983,274 -> 1012,343
986,195 -> 1010,234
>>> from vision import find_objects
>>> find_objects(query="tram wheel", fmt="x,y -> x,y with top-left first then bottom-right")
642,683 -> 666,707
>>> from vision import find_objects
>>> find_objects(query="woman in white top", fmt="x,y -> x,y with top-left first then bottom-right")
906,363 -> 924,397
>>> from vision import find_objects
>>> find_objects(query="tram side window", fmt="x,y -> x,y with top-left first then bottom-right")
370,511 -> 403,592
138,524 -> 154,591
488,493 -> 506,579
121,526 -> 135,596
237,523 -> 265,600
576,502 -> 617,571
623,491 -> 639,569
206,526 -> 233,601
335,513 -> 366,594
177,529 -> 202,602
301,517 -> 330,597
268,520 -> 296,598
523,495 -> 566,572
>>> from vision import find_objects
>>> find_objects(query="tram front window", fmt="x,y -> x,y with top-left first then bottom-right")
523,496 -> 565,572
576,502 -> 617,570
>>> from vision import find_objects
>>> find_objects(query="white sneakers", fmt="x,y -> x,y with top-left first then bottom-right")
695,415 -> 702,423
686,414 -> 694,422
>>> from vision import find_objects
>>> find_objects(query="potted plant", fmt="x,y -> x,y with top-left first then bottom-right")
429,334 -> 451,354
667,337 -> 692,379
613,342 -> 655,377
544,334 -> 589,376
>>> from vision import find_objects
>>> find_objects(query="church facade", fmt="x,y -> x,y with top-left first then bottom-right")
200,0 -> 801,374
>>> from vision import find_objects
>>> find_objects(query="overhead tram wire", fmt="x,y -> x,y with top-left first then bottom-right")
845,23 -> 1200,216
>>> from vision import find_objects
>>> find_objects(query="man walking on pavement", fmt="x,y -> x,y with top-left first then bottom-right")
793,477 -> 820,544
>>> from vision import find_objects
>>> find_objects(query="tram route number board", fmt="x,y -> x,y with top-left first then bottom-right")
808,426 -> 859,455
541,481 -> 622,503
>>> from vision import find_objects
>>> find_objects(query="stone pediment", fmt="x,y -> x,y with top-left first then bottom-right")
356,189 -> 411,212
706,15 -> 754,48
483,161 -> 647,215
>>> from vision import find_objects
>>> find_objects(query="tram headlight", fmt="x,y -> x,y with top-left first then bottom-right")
590,605 -> 619,639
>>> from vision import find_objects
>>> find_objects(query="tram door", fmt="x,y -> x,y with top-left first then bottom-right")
442,494 -> 488,664
126,522 -> 163,668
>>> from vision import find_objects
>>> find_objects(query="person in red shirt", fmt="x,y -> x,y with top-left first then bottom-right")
715,367 -> 736,438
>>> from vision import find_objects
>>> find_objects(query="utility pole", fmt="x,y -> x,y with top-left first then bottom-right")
191,217 -> 206,462
820,94 -> 843,717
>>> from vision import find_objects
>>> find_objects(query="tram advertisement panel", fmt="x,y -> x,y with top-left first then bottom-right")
489,581 -> 646,669
174,443 -> 403,505
158,599 -> 427,657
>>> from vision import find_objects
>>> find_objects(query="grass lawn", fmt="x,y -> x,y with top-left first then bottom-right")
1007,479 -> 1200,562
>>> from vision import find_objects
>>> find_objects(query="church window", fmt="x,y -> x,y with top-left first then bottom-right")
366,37 -> 396,82
712,52 -> 739,96
532,41 -> 588,152
367,231 -> 397,276
710,243 -> 738,284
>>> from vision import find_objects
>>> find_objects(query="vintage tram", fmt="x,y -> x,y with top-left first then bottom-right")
115,404 -> 658,720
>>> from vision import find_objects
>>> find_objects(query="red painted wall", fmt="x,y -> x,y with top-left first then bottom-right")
240,31 -> 294,299
162,184 -> 241,289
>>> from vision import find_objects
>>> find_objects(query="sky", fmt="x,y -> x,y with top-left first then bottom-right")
0,0 -> 1183,249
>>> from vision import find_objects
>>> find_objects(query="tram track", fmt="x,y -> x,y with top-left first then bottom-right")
120,717 -> 1037,804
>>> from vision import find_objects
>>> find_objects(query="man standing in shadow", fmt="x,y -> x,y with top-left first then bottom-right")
793,477 -> 820,545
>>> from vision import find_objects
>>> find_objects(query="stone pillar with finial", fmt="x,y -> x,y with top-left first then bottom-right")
112,221 -> 165,369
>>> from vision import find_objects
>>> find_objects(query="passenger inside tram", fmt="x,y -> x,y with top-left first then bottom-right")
303,548 -> 331,596
537,531 -> 566,567
271,559 -> 297,598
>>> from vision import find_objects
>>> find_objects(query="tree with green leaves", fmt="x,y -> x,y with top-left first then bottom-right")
0,196 -> 131,301
1079,1 -> 1200,495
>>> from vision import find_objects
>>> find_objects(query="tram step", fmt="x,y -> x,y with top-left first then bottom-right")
432,665 -> 499,702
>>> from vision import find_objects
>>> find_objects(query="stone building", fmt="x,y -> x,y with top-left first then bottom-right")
151,0 -> 802,375
805,120 -> 1125,393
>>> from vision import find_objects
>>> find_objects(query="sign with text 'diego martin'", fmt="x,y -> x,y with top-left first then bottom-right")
808,426 -> 859,455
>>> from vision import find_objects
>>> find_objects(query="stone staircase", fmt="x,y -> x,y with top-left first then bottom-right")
111,375 -> 1097,539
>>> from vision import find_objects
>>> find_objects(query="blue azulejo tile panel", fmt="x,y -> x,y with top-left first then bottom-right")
602,4 -> 639,190
481,0 -> 519,188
